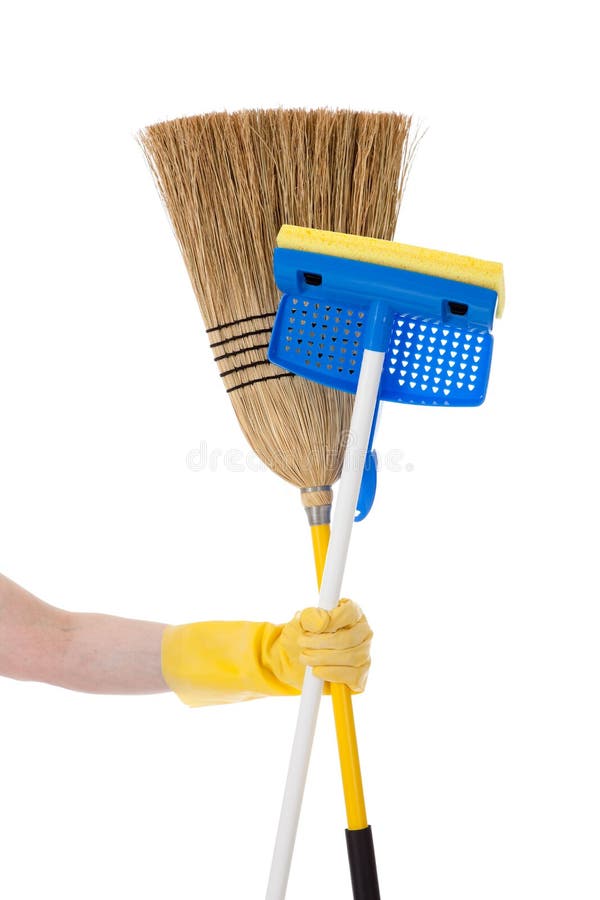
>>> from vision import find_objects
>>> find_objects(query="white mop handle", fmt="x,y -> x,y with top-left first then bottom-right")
265,348 -> 386,900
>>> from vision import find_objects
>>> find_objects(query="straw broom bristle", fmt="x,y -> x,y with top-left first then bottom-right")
139,109 -> 414,511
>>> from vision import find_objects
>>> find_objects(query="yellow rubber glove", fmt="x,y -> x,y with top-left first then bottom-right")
161,599 -> 372,707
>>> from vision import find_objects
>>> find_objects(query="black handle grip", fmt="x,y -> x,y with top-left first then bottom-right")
345,825 -> 381,900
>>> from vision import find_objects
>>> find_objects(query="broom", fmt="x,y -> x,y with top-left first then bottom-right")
139,108 -> 414,898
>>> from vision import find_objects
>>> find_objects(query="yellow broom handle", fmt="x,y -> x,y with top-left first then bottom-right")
310,523 -> 368,830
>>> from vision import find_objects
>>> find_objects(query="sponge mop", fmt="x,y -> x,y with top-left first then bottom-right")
266,224 -> 504,900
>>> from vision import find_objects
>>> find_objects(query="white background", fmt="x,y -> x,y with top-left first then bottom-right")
0,2 -> 598,898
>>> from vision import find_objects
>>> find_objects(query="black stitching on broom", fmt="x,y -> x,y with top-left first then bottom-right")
210,328 -> 273,349
213,343 -> 270,363
220,359 -> 272,379
206,312 -> 277,335
226,372 -> 294,394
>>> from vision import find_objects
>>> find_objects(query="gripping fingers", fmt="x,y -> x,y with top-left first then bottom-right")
289,598 -> 373,692
299,637 -> 371,671
299,619 -> 373,653
325,598 -> 364,632
299,598 -> 363,634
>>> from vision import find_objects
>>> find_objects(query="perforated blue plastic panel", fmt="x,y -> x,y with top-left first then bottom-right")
269,294 -> 493,406
381,314 -> 493,406
270,294 -> 370,393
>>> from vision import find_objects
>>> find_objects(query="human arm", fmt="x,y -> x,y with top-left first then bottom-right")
0,573 -> 372,703
161,598 -> 372,706
0,573 -> 168,694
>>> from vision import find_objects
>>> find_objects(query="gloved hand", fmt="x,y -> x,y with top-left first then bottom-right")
161,598 -> 372,707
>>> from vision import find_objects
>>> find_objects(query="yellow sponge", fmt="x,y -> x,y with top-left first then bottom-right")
277,225 -> 505,317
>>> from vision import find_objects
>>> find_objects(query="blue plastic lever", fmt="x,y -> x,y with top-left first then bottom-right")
355,399 -> 380,522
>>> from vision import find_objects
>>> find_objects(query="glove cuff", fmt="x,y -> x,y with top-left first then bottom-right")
161,620 -> 299,708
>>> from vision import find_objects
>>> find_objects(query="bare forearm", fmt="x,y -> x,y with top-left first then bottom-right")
0,573 -> 170,695
59,611 -> 169,695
